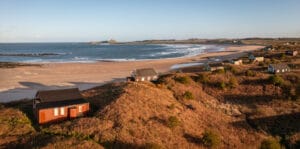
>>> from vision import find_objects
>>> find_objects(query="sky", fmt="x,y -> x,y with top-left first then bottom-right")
0,0 -> 300,42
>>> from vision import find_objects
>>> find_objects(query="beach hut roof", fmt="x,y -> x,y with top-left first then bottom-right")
269,63 -> 289,70
35,88 -> 83,103
134,68 -> 157,77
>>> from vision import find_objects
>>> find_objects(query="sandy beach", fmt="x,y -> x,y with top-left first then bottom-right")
0,45 -> 263,102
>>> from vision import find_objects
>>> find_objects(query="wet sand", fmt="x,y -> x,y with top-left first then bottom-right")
0,45 -> 263,102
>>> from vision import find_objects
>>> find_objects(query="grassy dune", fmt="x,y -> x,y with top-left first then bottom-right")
0,41 -> 300,148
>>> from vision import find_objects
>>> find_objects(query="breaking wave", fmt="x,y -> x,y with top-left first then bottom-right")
0,43 -> 226,63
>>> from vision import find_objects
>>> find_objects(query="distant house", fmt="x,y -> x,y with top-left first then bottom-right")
203,63 -> 224,71
232,40 -> 242,44
131,68 -> 158,81
33,88 -> 89,124
263,45 -> 274,51
254,57 -> 264,62
285,50 -> 298,56
231,59 -> 243,65
268,64 -> 290,74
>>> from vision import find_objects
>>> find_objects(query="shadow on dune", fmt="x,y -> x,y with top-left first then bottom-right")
183,133 -> 202,145
223,94 -> 276,106
81,81 -> 126,116
249,66 -> 267,72
231,112 -> 300,136
101,140 -> 144,149
239,78 -> 269,85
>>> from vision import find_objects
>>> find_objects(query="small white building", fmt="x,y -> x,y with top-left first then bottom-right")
254,57 -> 264,62
231,59 -> 243,65
203,63 -> 224,71
263,45 -> 275,52
131,68 -> 158,82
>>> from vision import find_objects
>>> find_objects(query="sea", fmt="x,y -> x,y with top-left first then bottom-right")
0,43 -> 226,63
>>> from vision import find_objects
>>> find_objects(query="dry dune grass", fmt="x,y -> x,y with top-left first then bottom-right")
0,69 -> 299,148
44,79 -> 267,148
0,106 -> 35,146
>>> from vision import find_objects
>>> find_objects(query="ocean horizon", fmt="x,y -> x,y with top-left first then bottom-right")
0,43 -> 226,63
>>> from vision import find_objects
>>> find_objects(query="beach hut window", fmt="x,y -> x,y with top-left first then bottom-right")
79,105 -> 82,113
54,108 -> 59,116
60,107 -> 64,115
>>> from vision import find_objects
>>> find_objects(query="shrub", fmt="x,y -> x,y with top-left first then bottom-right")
201,130 -> 220,148
218,82 -> 226,90
260,138 -> 281,149
227,66 -> 238,74
174,76 -> 190,85
183,91 -> 194,100
214,69 -> 225,74
268,75 -> 284,86
228,77 -> 239,88
167,116 -> 180,128
245,70 -> 256,77
196,73 -> 209,84
280,53 -> 286,60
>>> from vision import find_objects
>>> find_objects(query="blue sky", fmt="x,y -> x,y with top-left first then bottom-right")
0,0 -> 300,42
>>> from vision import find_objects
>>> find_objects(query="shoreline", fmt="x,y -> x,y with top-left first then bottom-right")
0,45 -> 264,102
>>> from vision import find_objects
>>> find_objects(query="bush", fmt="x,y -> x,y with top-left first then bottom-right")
280,53 -> 286,60
227,66 -> 238,74
269,75 -> 284,86
167,116 -> 180,128
183,91 -> 194,100
213,69 -> 225,74
201,130 -> 220,148
196,73 -> 209,84
260,138 -> 281,149
218,82 -> 226,90
245,70 -> 256,77
174,76 -> 190,85
228,77 -> 239,88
